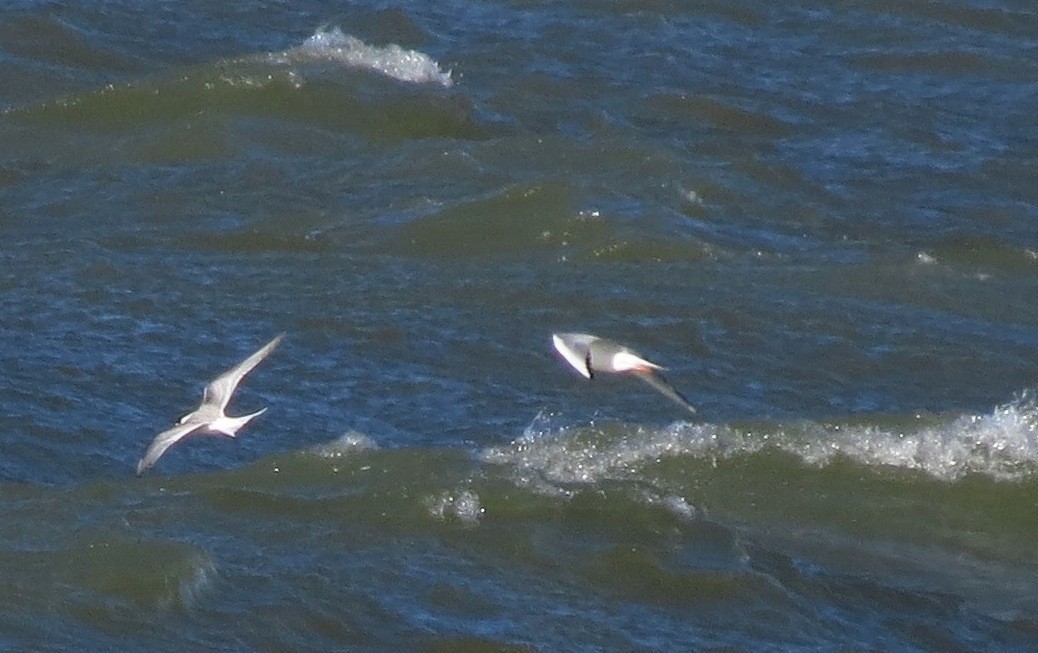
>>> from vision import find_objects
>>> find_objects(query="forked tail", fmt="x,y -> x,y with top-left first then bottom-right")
215,406 -> 268,437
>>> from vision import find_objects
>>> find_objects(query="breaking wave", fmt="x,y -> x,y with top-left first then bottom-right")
769,396 -> 1038,482
272,27 -> 453,87
2,26 -> 457,139
483,393 -> 1038,490
309,429 -> 380,459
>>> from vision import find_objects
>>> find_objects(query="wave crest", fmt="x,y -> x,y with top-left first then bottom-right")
279,27 -> 453,87
310,430 -> 379,459
483,395 -> 1038,491
789,393 -> 1038,482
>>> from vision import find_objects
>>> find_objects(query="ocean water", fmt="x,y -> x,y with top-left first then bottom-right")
1,1 -> 1037,651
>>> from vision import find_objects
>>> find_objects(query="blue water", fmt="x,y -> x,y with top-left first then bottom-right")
2,1 -> 1038,651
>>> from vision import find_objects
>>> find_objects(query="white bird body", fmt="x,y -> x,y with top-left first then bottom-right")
136,334 -> 284,475
551,332 -> 696,416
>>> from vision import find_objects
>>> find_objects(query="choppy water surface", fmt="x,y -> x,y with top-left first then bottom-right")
2,1 -> 1037,651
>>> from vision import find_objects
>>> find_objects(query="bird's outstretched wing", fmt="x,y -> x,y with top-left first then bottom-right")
202,333 -> 284,411
136,422 -> 207,476
552,333 -> 593,379
634,370 -> 697,416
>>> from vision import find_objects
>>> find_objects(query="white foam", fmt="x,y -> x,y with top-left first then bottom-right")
484,395 -> 1038,489
282,27 -> 453,87
782,394 -> 1038,482
424,488 -> 484,525
481,410 -> 743,493
310,429 -> 379,459
639,491 -> 699,521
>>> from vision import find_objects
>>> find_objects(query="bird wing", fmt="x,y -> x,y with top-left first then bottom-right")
201,333 -> 284,411
634,370 -> 697,416
136,422 -> 207,475
552,333 -> 593,379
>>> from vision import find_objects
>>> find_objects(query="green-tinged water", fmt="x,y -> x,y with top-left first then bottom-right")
2,1 -> 1037,651
2,422 -> 1036,650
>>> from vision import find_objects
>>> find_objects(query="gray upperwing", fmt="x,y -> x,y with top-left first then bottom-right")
203,333 -> 284,411
136,422 -> 207,476
635,371 -> 697,416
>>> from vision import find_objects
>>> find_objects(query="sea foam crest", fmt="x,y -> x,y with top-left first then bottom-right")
310,429 -> 379,458
484,396 -> 1038,489
286,27 -> 453,87
784,394 -> 1038,482
481,410 -> 742,495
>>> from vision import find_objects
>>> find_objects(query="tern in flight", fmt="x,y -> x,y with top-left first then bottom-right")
136,333 -> 284,475
551,332 -> 697,416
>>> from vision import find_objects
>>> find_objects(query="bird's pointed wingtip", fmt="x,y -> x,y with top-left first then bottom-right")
266,332 -> 286,350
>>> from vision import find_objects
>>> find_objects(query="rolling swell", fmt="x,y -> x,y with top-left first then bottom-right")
392,179 -> 718,262
2,397 -> 1036,650
4,64 -> 478,141
1,27 -> 487,167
